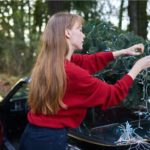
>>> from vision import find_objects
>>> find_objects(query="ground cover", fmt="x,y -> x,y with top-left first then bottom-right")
0,73 -> 20,100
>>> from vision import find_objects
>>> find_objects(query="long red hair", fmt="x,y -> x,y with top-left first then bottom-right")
28,12 -> 84,115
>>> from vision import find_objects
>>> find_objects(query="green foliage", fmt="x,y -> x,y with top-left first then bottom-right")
33,0 -> 49,31
0,0 -> 149,110
81,19 -> 150,108
72,0 -> 99,21
0,0 -> 40,76
0,0 -> 100,76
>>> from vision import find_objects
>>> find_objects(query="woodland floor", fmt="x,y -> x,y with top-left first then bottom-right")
0,73 -> 20,99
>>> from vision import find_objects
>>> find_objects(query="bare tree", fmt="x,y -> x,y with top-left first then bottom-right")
47,1 -> 71,16
119,0 -> 125,29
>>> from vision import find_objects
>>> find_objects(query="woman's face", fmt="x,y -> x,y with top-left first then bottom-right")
66,21 -> 85,51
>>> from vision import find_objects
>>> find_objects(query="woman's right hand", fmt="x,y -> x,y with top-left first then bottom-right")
128,56 -> 150,80
135,56 -> 150,70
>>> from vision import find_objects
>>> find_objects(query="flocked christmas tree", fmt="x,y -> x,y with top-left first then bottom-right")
76,19 -> 150,109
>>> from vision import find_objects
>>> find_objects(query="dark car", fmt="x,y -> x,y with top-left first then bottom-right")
0,77 -> 150,150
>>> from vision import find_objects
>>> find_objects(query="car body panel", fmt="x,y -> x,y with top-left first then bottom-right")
0,78 -> 150,150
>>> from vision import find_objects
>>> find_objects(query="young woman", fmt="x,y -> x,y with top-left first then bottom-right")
19,12 -> 150,150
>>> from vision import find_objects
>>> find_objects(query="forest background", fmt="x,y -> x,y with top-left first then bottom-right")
0,0 -> 150,96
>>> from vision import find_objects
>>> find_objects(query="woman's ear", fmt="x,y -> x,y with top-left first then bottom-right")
65,28 -> 71,39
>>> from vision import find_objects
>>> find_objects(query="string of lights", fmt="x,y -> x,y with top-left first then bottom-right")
86,20 -> 150,149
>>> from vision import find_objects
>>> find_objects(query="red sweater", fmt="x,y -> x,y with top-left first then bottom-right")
28,51 -> 133,129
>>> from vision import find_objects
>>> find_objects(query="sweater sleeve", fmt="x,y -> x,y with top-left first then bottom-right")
70,51 -> 115,74
64,64 -> 133,110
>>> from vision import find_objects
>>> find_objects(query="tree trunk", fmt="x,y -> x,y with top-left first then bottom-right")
128,1 -> 138,35
137,1 -> 148,39
21,0 -> 24,41
119,0 -> 124,29
128,0 -> 148,39
47,1 -> 71,16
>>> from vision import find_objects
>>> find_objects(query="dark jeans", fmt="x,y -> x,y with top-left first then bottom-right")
19,123 -> 68,150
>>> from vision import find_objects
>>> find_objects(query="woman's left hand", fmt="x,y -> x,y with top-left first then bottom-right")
125,43 -> 144,56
